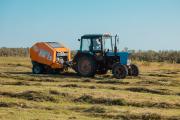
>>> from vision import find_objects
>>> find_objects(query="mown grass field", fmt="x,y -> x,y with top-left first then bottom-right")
0,57 -> 180,120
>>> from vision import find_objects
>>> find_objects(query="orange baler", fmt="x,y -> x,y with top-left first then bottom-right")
30,42 -> 71,74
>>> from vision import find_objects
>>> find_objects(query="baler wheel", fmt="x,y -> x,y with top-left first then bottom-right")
32,64 -> 43,74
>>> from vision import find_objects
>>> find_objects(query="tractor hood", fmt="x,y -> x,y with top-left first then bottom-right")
106,52 -> 129,65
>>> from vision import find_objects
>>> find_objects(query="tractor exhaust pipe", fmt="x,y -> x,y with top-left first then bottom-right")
114,35 -> 118,53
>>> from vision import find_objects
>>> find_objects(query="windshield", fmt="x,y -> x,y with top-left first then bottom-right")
103,36 -> 113,52
81,38 -> 91,51
81,37 -> 102,51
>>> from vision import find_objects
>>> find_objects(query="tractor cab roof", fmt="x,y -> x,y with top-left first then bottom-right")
81,34 -> 111,39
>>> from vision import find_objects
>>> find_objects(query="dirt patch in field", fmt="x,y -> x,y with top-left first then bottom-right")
0,91 -> 57,102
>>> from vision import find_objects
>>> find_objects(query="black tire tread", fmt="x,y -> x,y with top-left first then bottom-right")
112,63 -> 128,79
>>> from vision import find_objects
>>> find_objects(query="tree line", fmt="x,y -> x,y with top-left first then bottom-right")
0,48 -> 179,63
0,48 -> 29,57
130,50 -> 180,63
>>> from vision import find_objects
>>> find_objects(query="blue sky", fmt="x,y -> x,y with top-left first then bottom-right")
0,0 -> 180,50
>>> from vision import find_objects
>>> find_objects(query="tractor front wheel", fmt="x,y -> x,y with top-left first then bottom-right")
128,64 -> 139,76
112,64 -> 128,79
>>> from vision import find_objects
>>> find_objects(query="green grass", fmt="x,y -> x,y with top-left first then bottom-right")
0,57 -> 180,120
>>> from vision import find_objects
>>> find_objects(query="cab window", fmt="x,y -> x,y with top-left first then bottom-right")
81,39 -> 91,51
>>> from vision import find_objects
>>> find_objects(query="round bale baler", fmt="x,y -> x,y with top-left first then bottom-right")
30,42 -> 71,74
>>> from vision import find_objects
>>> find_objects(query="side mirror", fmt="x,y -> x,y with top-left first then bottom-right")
78,39 -> 81,41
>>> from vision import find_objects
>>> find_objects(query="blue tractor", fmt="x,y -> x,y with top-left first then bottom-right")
73,34 -> 139,79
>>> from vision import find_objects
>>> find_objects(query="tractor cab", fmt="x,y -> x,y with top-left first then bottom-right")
73,34 -> 139,79
79,34 -> 129,64
80,34 -> 115,54
80,34 -> 102,53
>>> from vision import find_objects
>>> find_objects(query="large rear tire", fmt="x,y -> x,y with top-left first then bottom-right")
112,64 -> 128,79
76,56 -> 96,77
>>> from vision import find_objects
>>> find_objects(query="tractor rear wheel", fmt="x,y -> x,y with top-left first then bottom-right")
77,56 -> 96,77
32,64 -> 43,74
128,64 -> 139,76
112,64 -> 128,79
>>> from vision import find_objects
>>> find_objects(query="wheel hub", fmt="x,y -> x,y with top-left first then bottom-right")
79,60 -> 91,74
114,67 -> 123,77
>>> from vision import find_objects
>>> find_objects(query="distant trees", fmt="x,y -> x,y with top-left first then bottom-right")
0,48 -> 29,57
0,48 -> 179,63
130,50 -> 180,63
